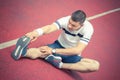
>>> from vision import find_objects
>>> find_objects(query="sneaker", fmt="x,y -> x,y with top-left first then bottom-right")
11,36 -> 30,60
45,55 -> 62,68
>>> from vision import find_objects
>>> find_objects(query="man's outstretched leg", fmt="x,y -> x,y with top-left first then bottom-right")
25,48 -> 49,59
11,36 -> 49,60
12,46 -> 50,60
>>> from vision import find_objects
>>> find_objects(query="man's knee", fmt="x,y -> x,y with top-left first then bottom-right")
89,60 -> 100,71
93,60 -> 100,71
81,58 -> 100,72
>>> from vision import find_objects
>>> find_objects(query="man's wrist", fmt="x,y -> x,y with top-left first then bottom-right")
52,49 -> 56,53
35,28 -> 44,36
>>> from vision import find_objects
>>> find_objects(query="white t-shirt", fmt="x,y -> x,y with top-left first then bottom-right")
53,16 -> 94,48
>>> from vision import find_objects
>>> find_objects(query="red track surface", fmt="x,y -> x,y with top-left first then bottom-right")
0,0 -> 120,80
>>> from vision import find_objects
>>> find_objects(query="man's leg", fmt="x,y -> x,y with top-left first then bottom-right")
25,40 -> 64,59
61,58 -> 100,72
25,47 -> 48,59
45,53 -> 100,72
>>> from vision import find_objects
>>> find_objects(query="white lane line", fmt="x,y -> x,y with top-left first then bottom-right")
0,8 -> 120,50
87,8 -> 120,20
0,39 -> 18,49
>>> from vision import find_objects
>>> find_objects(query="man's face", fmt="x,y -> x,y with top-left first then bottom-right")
67,18 -> 82,31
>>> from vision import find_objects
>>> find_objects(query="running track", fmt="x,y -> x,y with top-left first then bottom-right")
0,0 -> 120,80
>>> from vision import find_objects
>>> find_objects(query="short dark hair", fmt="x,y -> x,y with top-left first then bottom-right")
71,10 -> 86,24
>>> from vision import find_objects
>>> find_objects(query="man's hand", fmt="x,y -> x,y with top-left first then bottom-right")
40,46 -> 53,55
25,31 -> 39,42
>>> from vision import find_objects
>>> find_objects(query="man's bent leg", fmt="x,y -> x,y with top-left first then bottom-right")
61,58 -> 100,72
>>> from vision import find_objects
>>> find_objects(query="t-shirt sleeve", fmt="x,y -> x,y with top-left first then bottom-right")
53,16 -> 70,29
80,21 -> 94,45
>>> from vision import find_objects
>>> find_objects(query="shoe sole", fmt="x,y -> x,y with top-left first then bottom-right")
11,36 -> 30,60
45,55 -> 62,68
45,55 -> 62,63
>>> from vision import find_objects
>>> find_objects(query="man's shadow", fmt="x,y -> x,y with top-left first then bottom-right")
15,56 -> 84,80
62,69 -> 83,80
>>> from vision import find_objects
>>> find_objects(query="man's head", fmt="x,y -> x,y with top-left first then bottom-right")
68,10 -> 86,31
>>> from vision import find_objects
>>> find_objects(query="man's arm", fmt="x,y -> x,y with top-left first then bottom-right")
40,23 -> 59,35
26,23 -> 59,41
41,42 -> 87,55
55,42 -> 87,55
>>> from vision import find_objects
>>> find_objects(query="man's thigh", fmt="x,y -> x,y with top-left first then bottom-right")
62,55 -> 82,63
78,58 -> 100,67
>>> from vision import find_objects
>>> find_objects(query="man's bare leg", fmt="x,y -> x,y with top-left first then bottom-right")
61,58 -> 100,72
24,47 -> 48,59
23,48 -> 100,72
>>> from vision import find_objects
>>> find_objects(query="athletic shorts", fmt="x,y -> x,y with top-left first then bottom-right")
47,40 -> 83,63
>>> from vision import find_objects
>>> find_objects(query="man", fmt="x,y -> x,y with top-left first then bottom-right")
12,10 -> 100,72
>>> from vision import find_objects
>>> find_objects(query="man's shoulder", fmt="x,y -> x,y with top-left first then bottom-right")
83,20 -> 94,30
79,20 -> 94,35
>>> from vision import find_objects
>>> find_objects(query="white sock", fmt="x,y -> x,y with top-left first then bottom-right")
59,62 -> 63,68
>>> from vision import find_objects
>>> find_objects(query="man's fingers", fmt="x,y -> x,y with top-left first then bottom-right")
41,49 -> 46,53
31,37 -> 37,42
